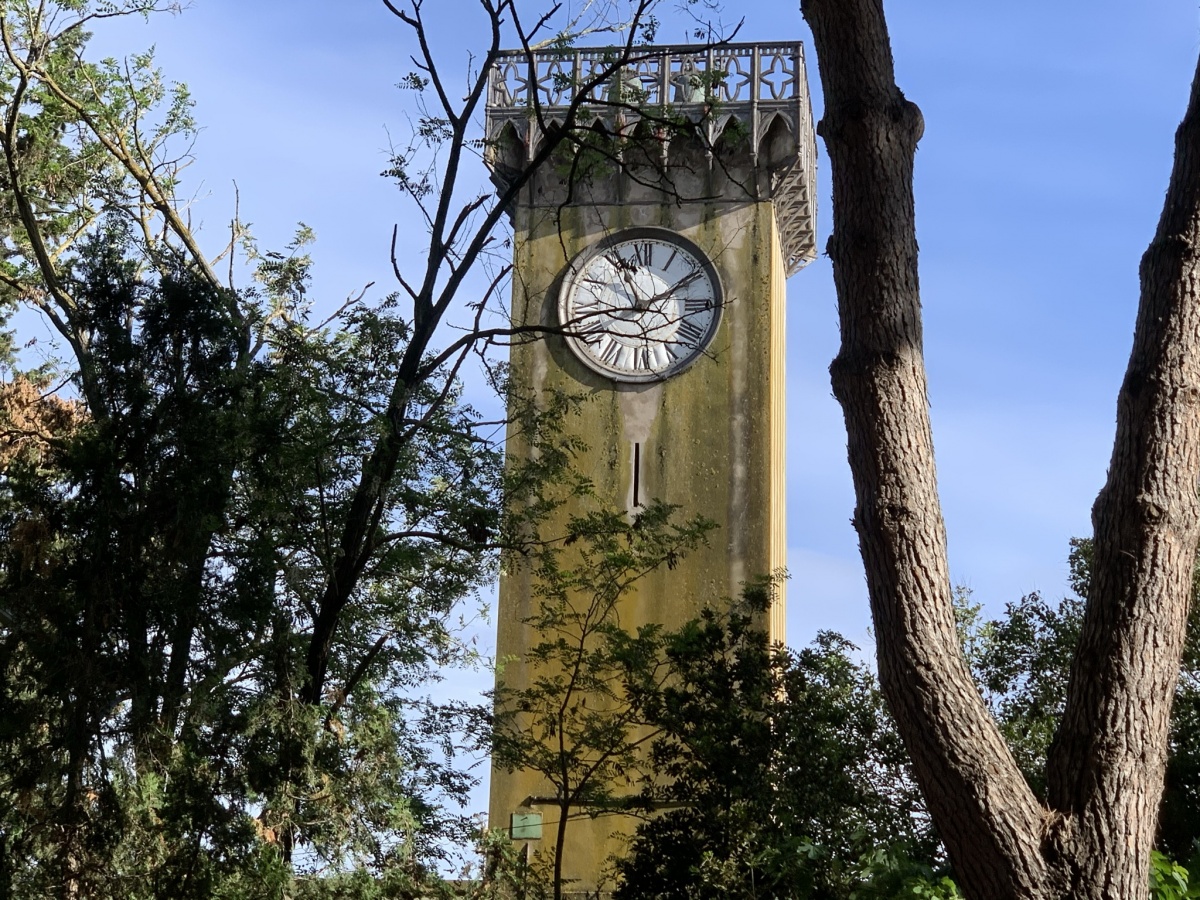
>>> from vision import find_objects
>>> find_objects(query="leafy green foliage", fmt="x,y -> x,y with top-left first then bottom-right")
0,220 -> 530,896
849,846 -> 963,900
957,538 -> 1200,860
614,586 -> 939,900
954,586 -> 1082,802
1150,850 -> 1200,900
0,0 -> 209,316
492,500 -> 715,899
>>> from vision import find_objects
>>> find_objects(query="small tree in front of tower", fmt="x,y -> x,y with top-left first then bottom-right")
491,501 -> 714,900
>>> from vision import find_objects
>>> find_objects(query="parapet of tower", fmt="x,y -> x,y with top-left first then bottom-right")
483,41 -> 818,276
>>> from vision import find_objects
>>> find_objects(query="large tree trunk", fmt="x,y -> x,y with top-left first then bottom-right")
799,1 -> 1200,898
1042,40 -> 1200,898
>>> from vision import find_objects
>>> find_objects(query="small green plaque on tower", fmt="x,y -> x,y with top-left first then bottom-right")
510,811 -> 543,840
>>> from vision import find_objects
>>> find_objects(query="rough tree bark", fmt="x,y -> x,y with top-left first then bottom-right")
800,1 -> 1200,898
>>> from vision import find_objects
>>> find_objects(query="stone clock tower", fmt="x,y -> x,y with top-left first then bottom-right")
484,42 -> 817,895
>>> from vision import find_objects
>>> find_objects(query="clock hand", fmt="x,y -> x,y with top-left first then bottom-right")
639,269 -> 704,310
614,263 -> 650,309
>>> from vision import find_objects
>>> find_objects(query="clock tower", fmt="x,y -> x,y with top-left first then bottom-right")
485,42 -> 817,895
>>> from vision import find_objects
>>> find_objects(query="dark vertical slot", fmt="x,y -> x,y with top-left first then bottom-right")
633,442 -> 641,507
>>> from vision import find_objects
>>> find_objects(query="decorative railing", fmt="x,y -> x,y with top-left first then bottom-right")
484,41 -> 818,274
486,41 -> 807,111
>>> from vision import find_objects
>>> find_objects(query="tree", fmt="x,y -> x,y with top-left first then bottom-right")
614,585 -> 938,900
614,564 -> 1200,900
0,223 -> 513,897
800,0 -> 1200,896
0,0 -> 714,895
491,501 -> 714,900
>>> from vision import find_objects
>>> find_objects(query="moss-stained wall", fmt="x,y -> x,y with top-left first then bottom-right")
490,186 -> 789,896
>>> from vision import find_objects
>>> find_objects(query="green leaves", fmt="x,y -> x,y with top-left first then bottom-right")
398,72 -> 429,91
956,539 -> 1200,860
0,0 -> 206,316
492,499 -> 713,897
615,591 -> 938,900
1150,851 -> 1200,900
0,211 -> 520,898
954,587 -> 1082,802
494,500 -> 714,780
849,846 -> 963,900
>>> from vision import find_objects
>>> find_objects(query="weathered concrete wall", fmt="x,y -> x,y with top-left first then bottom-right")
490,168 -> 789,895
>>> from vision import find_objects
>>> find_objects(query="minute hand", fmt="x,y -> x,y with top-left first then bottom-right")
640,270 -> 703,309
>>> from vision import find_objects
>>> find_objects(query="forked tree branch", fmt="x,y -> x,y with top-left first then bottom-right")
301,0 -> 680,705
1041,45 -> 1200,900
803,0 -> 1200,897
803,0 -> 1047,894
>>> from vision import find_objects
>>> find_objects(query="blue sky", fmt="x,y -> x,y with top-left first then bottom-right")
87,2 -> 1200,652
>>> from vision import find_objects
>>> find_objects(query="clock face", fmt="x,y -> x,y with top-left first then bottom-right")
558,228 -> 722,382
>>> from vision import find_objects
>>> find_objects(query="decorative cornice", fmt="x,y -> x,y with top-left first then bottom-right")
484,42 -> 818,276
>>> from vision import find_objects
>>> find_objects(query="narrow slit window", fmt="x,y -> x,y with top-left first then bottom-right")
633,442 -> 641,507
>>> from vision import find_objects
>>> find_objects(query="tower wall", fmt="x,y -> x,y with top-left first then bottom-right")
491,197 -> 788,895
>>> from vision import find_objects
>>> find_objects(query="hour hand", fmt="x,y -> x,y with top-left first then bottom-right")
616,266 -> 650,308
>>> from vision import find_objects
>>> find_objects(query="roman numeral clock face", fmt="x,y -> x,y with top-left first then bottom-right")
558,228 -> 722,383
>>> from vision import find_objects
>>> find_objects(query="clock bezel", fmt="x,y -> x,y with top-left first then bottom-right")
557,226 -> 724,384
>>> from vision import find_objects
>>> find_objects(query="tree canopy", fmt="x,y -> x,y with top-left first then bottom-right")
0,0 -> 694,895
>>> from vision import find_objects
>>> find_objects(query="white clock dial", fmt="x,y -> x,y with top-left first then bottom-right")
559,228 -> 722,382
